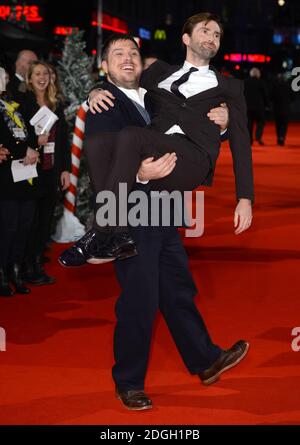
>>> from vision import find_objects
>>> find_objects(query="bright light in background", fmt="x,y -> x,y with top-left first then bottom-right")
224,53 -> 271,63
273,33 -> 283,44
139,27 -> 151,40
0,4 -> 43,22
278,0 -> 285,6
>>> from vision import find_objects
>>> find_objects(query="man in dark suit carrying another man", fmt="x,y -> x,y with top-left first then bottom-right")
62,12 -> 253,264
60,12 -> 252,411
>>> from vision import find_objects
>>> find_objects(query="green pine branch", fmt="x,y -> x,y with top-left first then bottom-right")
58,29 -> 95,225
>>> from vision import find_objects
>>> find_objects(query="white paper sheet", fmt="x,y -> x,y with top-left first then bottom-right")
11,160 -> 38,183
29,105 -> 59,135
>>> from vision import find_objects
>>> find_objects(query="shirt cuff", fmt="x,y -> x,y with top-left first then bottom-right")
136,174 -> 149,184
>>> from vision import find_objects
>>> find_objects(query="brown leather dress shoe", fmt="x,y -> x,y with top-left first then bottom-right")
116,388 -> 153,411
199,340 -> 249,385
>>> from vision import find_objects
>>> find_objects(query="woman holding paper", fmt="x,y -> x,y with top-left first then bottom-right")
0,66 -> 39,297
21,61 -> 71,286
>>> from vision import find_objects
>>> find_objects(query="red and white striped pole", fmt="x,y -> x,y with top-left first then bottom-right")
53,101 -> 88,243
64,101 -> 89,214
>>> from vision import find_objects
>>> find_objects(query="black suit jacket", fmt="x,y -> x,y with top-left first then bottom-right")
141,61 -> 254,201
244,77 -> 269,111
85,81 -> 151,200
7,74 -> 27,104
85,81 -> 147,136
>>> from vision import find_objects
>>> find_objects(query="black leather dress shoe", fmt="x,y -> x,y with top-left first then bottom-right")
87,233 -> 138,264
14,283 -> 31,294
199,340 -> 249,385
11,264 -> 31,294
58,229 -> 114,267
116,388 -> 152,411
27,273 -> 56,286
25,256 -> 55,286
0,286 -> 14,297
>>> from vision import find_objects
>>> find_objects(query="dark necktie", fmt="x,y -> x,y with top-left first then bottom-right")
170,67 -> 198,99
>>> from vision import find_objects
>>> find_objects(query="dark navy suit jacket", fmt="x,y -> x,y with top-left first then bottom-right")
85,81 -> 147,137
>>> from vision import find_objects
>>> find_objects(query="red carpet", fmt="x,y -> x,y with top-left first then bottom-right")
1,122 -> 300,425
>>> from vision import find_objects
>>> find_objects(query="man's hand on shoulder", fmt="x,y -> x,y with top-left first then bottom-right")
89,89 -> 116,114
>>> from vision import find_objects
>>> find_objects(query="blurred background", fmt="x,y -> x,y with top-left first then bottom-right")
0,0 -> 300,71
1,0 -> 300,112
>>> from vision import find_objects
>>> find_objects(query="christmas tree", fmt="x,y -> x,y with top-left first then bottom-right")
58,29 -> 94,121
58,29 -> 94,225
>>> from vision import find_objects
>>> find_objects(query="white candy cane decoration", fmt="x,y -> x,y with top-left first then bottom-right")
64,101 -> 89,213
52,101 -> 88,243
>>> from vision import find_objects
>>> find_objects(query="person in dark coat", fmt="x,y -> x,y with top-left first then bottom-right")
244,67 -> 269,146
0,66 -> 39,297
7,50 -> 38,103
271,73 -> 293,146
61,34 -> 250,411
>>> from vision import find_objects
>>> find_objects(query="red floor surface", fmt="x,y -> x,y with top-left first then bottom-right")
1,122 -> 300,425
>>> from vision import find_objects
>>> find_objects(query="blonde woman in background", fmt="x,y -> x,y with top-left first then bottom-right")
21,61 -> 71,286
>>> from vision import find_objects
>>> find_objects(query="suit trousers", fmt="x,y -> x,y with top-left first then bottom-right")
247,109 -> 265,143
274,113 -> 289,143
113,221 -> 222,390
84,127 -> 211,231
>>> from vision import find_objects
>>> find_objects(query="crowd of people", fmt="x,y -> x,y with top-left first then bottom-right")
0,50 -> 70,297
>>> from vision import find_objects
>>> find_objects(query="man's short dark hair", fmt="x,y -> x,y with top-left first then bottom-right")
182,12 -> 224,38
102,34 -> 140,61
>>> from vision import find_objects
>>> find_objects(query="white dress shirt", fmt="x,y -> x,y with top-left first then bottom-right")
117,85 -> 149,184
118,86 -> 147,108
158,60 -> 218,135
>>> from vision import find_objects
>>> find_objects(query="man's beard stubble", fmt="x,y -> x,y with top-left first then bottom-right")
109,71 -> 139,90
193,43 -> 218,63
